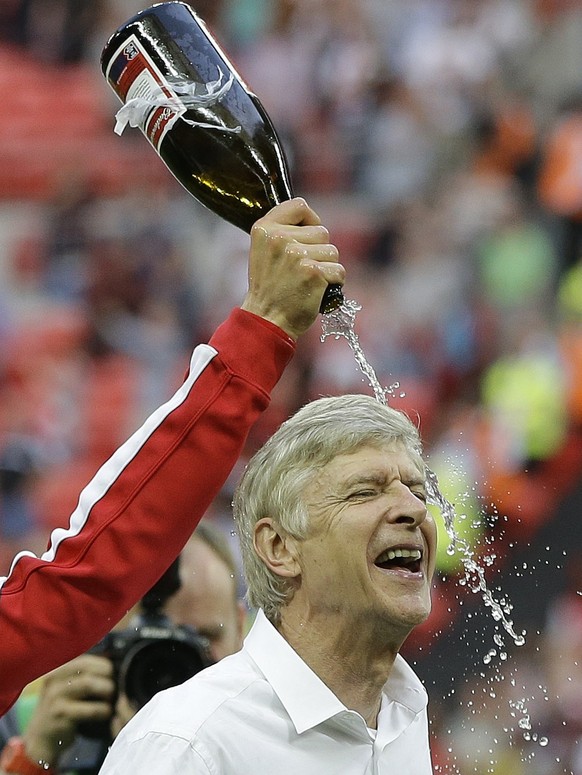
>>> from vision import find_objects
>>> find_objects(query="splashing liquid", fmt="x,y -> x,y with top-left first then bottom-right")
322,300 -> 536,760
321,300 -> 527,650
321,299 -> 387,403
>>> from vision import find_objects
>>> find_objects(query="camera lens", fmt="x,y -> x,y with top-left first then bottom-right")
120,638 -> 210,709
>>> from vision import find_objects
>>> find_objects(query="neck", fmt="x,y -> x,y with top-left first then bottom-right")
277,607 -> 403,729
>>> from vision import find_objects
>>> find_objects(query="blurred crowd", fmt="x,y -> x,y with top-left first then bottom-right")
2,0 -> 582,772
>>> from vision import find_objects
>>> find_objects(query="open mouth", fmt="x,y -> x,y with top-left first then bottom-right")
374,547 -> 423,574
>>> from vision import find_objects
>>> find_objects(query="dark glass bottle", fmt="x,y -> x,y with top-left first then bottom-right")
100,1 -> 342,313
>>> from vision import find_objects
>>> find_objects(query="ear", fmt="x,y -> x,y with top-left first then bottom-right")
253,518 -> 301,580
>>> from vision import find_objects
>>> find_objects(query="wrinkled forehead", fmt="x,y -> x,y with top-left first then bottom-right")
312,439 -> 426,483
354,437 -> 423,468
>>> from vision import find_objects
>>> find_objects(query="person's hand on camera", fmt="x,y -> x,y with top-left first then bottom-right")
22,654 -> 115,768
241,198 -> 345,341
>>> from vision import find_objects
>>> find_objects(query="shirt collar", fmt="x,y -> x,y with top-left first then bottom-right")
384,651 -> 428,715
244,610 -> 345,733
243,610 -> 427,735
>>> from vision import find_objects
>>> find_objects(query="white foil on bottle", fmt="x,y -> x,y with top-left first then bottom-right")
114,70 -> 240,136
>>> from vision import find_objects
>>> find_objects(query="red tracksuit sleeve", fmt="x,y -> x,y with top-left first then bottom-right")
0,308 -> 295,714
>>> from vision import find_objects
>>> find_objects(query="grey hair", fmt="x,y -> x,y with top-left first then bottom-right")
232,393 -> 424,624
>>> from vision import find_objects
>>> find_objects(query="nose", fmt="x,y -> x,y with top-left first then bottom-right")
389,482 -> 427,527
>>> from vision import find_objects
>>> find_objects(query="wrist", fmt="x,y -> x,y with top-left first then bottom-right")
0,737 -> 55,775
239,298 -> 300,341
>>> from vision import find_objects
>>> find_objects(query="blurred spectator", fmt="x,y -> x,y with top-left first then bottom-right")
357,74 -> 436,209
480,311 -> 567,470
471,96 -> 537,192
397,0 -> 501,137
557,258 -> 582,436
0,434 -> 41,540
475,186 -> 558,318
526,2 -> 582,122
233,0 -> 321,180
2,0 -> 105,63
40,173 -> 95,303
537,96 -> 582,273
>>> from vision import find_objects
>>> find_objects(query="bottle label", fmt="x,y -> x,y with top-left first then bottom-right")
104,34 -> 185,151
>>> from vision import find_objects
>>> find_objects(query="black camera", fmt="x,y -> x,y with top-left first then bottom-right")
91,609 -> 213,711
79,559 -> 213,740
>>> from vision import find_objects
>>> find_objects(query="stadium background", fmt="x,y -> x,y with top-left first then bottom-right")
2,1 -> 582,772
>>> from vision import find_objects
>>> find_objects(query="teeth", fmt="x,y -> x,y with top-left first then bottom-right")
377,548 -> 422,563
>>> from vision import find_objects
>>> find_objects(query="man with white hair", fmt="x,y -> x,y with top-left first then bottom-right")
99,393 -> 437,774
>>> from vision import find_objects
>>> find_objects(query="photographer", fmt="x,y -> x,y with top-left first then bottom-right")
165,521 -> 246,663
0,522 -> 246,775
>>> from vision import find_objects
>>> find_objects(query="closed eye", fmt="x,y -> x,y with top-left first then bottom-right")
348,489 -> 378,500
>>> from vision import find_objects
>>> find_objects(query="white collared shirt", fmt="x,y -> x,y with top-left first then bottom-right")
98,610 -> 433,774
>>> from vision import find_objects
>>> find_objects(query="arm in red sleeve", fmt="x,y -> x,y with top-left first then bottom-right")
0,308 -> 295,714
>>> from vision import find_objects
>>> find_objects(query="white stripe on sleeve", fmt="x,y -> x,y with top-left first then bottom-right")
0,344 -> 218,590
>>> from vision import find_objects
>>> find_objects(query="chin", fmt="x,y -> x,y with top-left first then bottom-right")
393,598 -> 432,632
372,603 -> 432,646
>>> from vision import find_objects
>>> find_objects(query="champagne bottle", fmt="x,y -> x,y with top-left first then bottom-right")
100,1 -> 343,313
